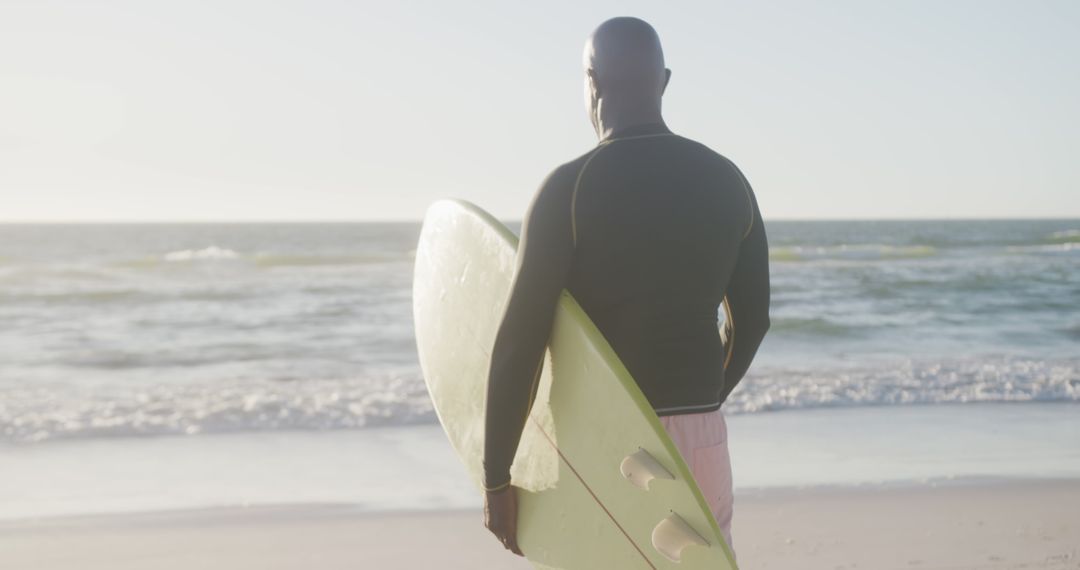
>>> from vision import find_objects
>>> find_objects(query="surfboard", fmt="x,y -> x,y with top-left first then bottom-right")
413,198 -> 738,569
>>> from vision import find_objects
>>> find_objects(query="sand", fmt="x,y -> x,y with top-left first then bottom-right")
1,478 -> 1076,569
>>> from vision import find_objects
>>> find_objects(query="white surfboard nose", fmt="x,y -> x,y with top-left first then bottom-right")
651,512 -> 710,562
620,448 -> 674,490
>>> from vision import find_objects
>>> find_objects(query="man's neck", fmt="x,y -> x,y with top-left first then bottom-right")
594,102 -> 666,141
596,116 -> 670,142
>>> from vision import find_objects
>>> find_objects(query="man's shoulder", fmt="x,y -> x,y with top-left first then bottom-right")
534,147 -> 605,199
552,147 -> 606,183
666,134 -> 741,167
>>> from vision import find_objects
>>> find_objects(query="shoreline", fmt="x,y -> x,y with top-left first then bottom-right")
3,402 -> 1079,523
2,477 -> 1077,569
1,473 -> 1074,526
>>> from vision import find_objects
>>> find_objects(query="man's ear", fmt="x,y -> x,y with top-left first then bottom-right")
587,68 -> 601,99
662,68 -> 672,95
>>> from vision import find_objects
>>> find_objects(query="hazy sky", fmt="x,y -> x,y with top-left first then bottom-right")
1,1 -> 1077,222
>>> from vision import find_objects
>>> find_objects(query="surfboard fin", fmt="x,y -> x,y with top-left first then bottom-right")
651,512 -> 709,562
620,448 -> 674,490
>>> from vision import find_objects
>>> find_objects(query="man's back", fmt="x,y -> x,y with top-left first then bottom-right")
565,122 -> 770,413
482,120 -> 771,490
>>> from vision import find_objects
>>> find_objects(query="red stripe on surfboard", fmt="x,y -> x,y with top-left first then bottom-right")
530,418 -> 658,570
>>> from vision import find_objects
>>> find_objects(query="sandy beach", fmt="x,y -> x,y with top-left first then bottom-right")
2,478 -> 1076,570
3,1 -> 1077,568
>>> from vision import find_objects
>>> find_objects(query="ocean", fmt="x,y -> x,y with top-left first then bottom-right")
1,219 -> 1077,518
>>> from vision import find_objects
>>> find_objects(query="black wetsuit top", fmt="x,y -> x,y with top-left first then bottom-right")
482,122 -> 771,491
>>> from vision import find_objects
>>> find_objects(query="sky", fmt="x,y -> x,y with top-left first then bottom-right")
1,0 -> 1077,222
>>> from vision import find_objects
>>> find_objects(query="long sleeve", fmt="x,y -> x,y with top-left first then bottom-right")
482,163 -> 579,491
718,170 -> 771,403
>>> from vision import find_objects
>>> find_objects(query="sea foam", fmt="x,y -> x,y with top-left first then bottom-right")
2,356 -> 1076,444
163,246 -> 239,262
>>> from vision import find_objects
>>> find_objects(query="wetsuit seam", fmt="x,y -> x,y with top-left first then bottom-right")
483,480 -> 511,492
654,400 -> 723,414
683,140 -> 754,241
735,165 -> 755,240
716,155 -> 754,241
570,147 -> 609,248
722,294 -> 736,370
572,133 -> 680,247
601,132 -> 679,144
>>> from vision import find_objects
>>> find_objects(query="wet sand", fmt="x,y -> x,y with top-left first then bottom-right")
2,478 -> 1076,569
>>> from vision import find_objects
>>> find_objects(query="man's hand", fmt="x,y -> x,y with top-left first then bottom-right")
483,486 -> 523,556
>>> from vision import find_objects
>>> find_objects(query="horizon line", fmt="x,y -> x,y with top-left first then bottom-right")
1,215 -> 1078,225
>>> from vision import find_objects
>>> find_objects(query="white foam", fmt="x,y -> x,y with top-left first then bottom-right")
770,244 -> 937,262
2,356 -> 1077,444
1005,243 -> 1079,254
1049,229 -> 1080,240
0,375 -> 435,443
162,246 -> 239,262
726,356 -> 1079,415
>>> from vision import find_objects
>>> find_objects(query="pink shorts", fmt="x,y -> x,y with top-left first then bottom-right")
658,407 -> 736,561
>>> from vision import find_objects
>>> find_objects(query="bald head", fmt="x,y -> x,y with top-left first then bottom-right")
582,17 -> 671,137
585,18 -> 667,95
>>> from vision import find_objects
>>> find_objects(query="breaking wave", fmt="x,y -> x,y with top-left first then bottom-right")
725,356 -> 1080,414
0,374 -> 434,444
163,246 -> 239,262
3,356 -> 1077,444
1047,229 -> 1080,243
769,244 -> 937,262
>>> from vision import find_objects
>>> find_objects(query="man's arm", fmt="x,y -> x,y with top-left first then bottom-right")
719,169 -> 770,403
482,163 -> 578,491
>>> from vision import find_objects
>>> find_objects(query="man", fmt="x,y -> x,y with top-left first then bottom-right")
481,16 -> 771,561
